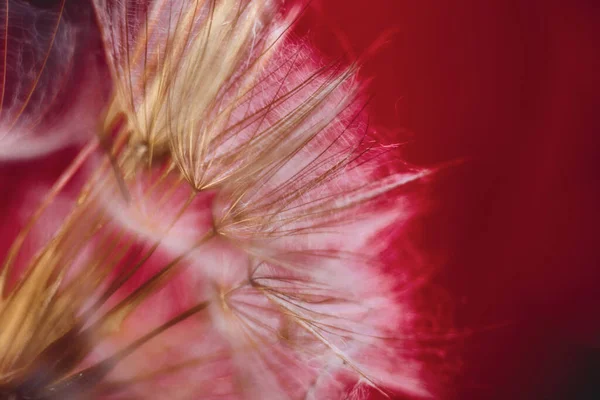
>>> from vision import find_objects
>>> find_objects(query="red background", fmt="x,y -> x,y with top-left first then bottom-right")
298,1 -> 600,399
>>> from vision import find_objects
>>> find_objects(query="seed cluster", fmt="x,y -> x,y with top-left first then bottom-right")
0,1 -> 431,399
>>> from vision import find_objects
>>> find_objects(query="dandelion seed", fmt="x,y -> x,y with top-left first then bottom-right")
0,1 -> 438,399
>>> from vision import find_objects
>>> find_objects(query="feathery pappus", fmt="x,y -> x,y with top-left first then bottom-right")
0,0 -> 441,398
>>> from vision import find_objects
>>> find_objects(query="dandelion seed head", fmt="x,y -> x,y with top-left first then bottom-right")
0,0 -> 442,398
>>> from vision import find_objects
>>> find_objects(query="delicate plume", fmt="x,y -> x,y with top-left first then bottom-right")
0,1 -> 437,399
0,0 -> 103,161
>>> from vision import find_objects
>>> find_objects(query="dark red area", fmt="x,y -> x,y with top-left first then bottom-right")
298,1 -> 600,399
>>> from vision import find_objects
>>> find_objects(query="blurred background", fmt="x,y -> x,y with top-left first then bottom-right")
298,1 -> 600,399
